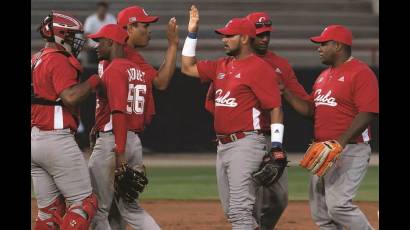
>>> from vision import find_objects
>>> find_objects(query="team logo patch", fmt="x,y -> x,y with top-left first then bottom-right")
70,220 -> 77,227
129,17 -> 137,23
234,73 -> 241,79
338,76 -> 345,82
217,73 -> 225,79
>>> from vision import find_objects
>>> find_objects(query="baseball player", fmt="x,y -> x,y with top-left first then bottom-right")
31,11 -> 100,229
181,6 -> 287,230
87,24 -> 160,230
90,5 -> 179,229
282,25 -> 378,229
205,12 -> 311,230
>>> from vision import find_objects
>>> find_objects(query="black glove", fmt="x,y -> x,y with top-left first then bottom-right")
252,147 -> 288,186
114,164 -> 148,203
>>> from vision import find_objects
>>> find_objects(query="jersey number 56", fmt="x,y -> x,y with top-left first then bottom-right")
127,84 -> 146,114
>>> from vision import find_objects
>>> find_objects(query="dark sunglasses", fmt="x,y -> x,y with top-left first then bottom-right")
255,20 -> 272,28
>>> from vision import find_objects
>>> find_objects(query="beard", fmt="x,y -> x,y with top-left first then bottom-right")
253,44 -> 268,55
225,46 -> 240,56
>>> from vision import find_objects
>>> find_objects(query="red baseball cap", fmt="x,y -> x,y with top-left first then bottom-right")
117,6 -> 159,28
246,12 -> 274,34
215,18 -> 256,38
310,25 -> 353,46
88,24 -> 129,45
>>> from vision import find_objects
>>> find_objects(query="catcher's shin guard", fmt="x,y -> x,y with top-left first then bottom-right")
61,193 -> 98,230
35,196 -> 66,230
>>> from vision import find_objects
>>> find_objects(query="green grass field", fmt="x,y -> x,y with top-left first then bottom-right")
140,166 -> 379,201
31,166 -> 379,201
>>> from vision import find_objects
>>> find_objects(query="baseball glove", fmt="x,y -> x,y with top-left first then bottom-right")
252,148 -> 288,186
114,164 -> 148,203
300,140 -> 343,177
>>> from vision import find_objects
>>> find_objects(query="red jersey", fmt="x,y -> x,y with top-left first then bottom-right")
31,48 -> 82,131
95,58 -> 152,132
124,45 -> 157,126
97,45 -> 156,130
197,54 -> 281,135
205,51 -> 309,132
259,51 -> 310,131
310,58 -> 379,142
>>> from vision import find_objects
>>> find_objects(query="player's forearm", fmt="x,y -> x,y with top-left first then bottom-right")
154,44 -> 178,90
283,88 -> 314,118
60,75 -> 101,108
181,54 -> 199,77
270,107 -> 283,124
112,112 -> 127,154
336,112 -> 378,147
181,5 -> 200,78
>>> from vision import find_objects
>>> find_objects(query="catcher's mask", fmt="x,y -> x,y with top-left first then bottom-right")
37,10 -> 85,57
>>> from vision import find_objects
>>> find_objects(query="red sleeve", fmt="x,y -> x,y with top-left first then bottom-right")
112,112 -> 127,154
104,67 -> 129,113
353,68 -> 379,113
281,64 -> 310,101
250,63 -> 281,109
196,60 -> 218,83
50,54 -> 78,95
204,82 -> 215,115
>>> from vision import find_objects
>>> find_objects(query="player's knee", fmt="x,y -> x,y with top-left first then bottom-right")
327,201 -> 357,218
35,196 -> 66,230
61,193 -> 98,230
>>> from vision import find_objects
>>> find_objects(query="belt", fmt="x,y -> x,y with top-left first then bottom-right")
95,130 -> 112,138
216,130 -> 271,144
218,130 -> 269,144
217,132 -> 247,144
32,126 -> 75,135
95,130 -> 140,138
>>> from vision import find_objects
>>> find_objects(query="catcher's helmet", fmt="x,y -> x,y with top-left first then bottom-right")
38,10 -> 85,57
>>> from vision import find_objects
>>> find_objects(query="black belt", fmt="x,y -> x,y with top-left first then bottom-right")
95,130 -> 112,138
31,97 -> 63,106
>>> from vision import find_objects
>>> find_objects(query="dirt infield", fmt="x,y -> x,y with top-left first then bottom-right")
31,199 -> 379,229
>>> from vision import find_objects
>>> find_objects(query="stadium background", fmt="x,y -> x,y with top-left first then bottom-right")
31,0 -> 379,229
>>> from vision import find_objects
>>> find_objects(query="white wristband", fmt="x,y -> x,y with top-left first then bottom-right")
271,123 -> 284,144
182,37 -> 197,57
